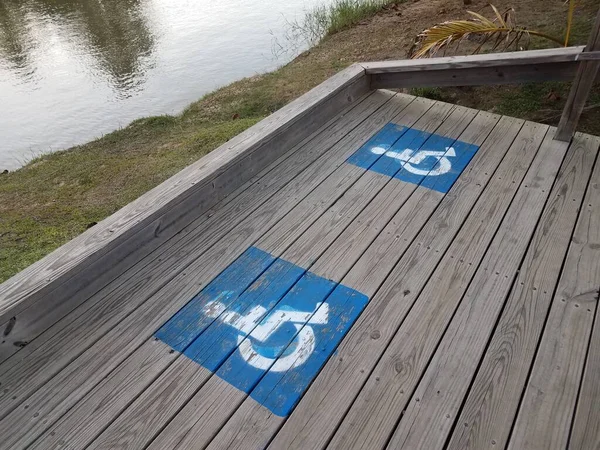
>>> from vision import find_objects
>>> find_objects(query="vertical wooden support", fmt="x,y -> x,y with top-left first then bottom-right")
556,8 -> 600,141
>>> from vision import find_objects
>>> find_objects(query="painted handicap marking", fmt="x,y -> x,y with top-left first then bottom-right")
155,246 -> 275,352
155,247 -> 369,416
249,283 -> 367,416
368,127 -> 433,179
205,299 -> 329,371
372,146 -> 456,176
346,122 -> 408,169
163,255 -> 305,372
347,124 -> 480,193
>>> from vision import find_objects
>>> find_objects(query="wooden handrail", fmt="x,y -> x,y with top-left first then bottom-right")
361,46 -> 588,73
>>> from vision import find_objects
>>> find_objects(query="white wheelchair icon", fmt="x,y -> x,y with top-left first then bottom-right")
371,145 -> 456,176
204,293 -> 329,372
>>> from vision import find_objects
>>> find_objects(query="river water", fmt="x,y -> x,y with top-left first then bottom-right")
0,0 -> 328,170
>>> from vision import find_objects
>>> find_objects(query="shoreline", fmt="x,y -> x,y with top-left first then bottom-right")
1,0 -> 598,283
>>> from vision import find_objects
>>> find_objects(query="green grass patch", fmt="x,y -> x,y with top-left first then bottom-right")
299,0 -> 402,42
2,0 -> 600,284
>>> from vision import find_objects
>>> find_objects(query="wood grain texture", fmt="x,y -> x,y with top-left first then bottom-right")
0,90 -> 395,369
361,46 -> 586,73
251,113 -> 522,448
0,91 -> 398,386
371,61 -> 580,89
12,95 -> 426,450
508,136 -> 600,450
0,94 -> 416,450
383,127 -> 567,450
447,133 -> 599,450
556,9 -> 600,141
74,97 -> 438,450
199,105 -> 491,450
0,65 -> 368,325
0,90 -> 382,366
135,101 -> 464,450
326,121 -> 549,450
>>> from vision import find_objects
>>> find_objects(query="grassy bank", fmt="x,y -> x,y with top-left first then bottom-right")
1,0 -> 599,283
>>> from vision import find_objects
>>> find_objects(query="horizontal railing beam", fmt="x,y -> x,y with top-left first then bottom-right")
0,64 -> 369,326
361,46 -> 589,74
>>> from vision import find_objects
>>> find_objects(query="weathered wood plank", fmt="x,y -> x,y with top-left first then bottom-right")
380,128 -> 567,450
447,133 -> 599,450
133,102 -> 467,450
0,90 -> 401,379
371,62 -> 579,89
327,122 -> 553,450
0,90 -> 383,366
207,113 -> 512,450
362,46 -> 586,73
42,98 -> 442,450
0,64 -> 368,325
265,114 -> 520,450
0,95 -> 424,449
508,136 -> 600,450
555,9 -> 600,141
570,204 -> 600,450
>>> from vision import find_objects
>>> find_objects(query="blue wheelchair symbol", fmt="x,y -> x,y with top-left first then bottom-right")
347,123 -> 480,193
155,247 -> 369,416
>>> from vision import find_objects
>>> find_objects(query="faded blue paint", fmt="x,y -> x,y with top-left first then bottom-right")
183,258 -> 306,371
214,271 -> 337,393
154,246 -> 274,352
154,247 -> 369,418
346,123 -> 408,169
420,139 -> 480,193
368,127 -> 431,178
250,283 -> 368,416
347,124 -> 480,193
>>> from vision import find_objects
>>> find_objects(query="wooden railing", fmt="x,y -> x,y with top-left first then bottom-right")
1,10 -> 598,363
362,8 -> 600,143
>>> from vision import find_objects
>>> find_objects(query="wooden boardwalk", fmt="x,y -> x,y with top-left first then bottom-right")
0,90 -> 599,450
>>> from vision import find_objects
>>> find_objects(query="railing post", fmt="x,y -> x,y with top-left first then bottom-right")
555,7 -> 600,141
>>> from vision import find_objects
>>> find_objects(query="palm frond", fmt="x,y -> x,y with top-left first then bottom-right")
410,5 -> 564,58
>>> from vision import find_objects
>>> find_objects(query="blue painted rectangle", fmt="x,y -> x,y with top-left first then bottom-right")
155,247 -> 275,352
347,124 -> 480,193
155,247 -> 369,417
346,122 -> 408,169
250,283 -> 368,416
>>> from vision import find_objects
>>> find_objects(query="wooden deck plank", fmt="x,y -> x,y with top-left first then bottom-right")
447,133 -> 599,450
0,90 -> 391,367
326,121 -> 552,450
2,92 -> 598,450
381,127 -> 568,450
570,272 -> 600,449
265,114 -> 521,450
208,114 -> 515,450
0,91 -> 406,399
0,94 -> 421,449
0,90 -> 380,365
135,102 -> 472,450
47,99 -> 452,450
2,96 -> 432,450
508,136 -> 600,450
